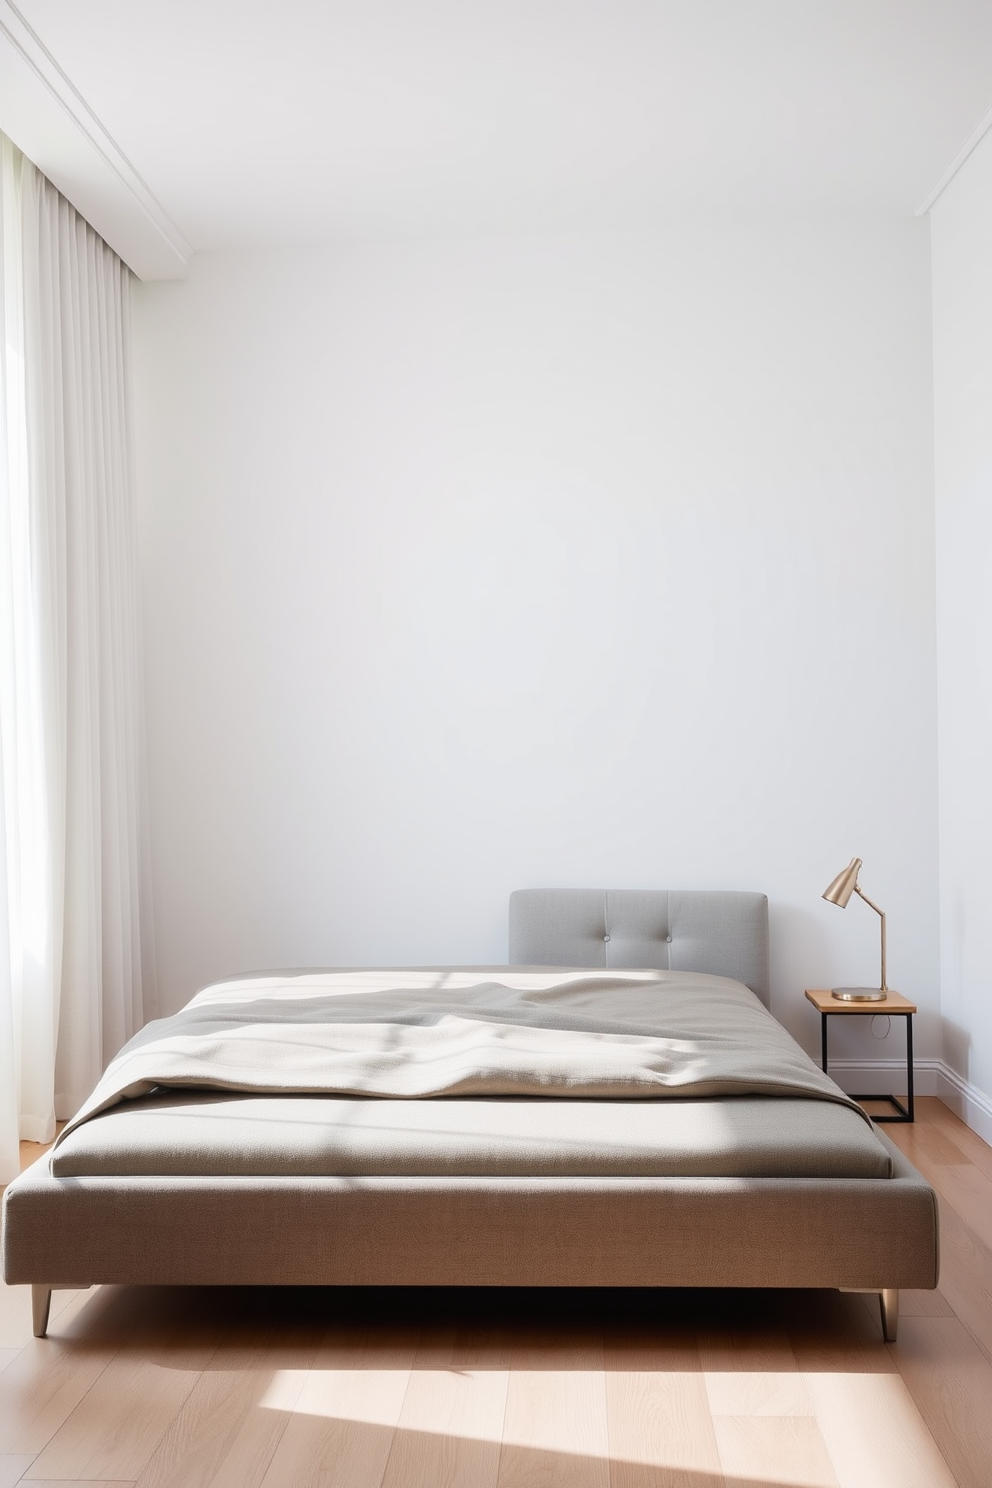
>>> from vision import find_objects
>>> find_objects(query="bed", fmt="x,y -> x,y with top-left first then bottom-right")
1,888 -> 938,1342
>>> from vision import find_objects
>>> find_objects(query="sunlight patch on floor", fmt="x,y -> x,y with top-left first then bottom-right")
256,1362 -> 951,1483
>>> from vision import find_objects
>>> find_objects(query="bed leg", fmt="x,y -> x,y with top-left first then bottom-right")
32,1286 -> 52,1339
879,1288 -> 899,1342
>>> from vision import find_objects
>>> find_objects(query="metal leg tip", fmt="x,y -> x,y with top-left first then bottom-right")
31,1285 -> 52,1339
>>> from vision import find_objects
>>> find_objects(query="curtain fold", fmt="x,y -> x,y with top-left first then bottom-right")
0,136 -> 154,1181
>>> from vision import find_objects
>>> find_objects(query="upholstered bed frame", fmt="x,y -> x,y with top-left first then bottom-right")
2,888 -> 938,1341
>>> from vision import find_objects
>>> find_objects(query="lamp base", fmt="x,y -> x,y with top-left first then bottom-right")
831,987 -> 888,1002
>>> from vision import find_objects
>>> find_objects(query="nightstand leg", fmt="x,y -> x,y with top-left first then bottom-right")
905,1014 -> 914,1122
820,1012 -> 829,1074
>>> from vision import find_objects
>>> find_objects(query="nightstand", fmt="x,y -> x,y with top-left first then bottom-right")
804,988 -> 916,1123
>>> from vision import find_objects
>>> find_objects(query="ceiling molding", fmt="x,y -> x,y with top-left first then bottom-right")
916,99 -> 992,216
0,0 -> 190,278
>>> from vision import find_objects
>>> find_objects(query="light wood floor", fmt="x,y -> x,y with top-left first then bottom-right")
1,1096 -> 990,1488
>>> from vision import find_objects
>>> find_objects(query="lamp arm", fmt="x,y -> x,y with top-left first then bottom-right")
854,885 -> 888,991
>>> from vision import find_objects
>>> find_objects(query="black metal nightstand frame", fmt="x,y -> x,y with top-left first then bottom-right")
817,1007 -> 914,1123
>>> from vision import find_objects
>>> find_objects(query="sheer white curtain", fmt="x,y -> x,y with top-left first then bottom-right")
0,135 -> 154,1182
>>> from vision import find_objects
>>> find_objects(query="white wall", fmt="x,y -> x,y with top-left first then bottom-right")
932,132 -> 992,1114
132,220 -> 938,1067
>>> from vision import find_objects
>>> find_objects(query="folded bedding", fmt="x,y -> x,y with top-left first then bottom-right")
52,969 -> 879,1175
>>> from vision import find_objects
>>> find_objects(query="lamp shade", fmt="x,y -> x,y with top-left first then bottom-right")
822,857 -> 862,908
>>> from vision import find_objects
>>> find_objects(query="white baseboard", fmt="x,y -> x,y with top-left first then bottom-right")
935,1064 -> 992,1147
822,1058 -> 992,1144
823,1058 -> 939,1099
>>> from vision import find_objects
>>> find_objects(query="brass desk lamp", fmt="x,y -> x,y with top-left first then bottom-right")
822,857 -> 889,1002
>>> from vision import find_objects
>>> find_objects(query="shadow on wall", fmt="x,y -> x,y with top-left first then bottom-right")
766,902 -> 835,1055
940,1018 -> 971,1080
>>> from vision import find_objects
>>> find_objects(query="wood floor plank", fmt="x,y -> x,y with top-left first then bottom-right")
0,1338 -> 116,1455
0,1455 -> 36,1487
256,1374 -> 404,1488
699,1330 -> 811,1417
890,1314 -> 992,1488
888,1115 -> 971,1169
934,1163 -> 992,1247
607,1369 -> 723,1488
506,1327 -> 605,1372
22,1337 -> 216,1481
204,1341 -> 316,1488
603,1328 -> 702,1376
704,1369 -> 812,1420
134,1328 -> 317,1488
711,1415 -> 838,1488
499,1332 -> 609,1488
0,1286 -> 36,1351
408,1324 -> 512,1372
380,1362 -> 508,1488
924,1195 -> 992,1365
889,1115 -> 992,1247
17,1140 -> 54,1175
787,1291 -> 897,1375
804,1371 -> 957,1488
47,1290 -> 94,1328
895,1287 -> 955,1318
498,1377 -> 610,1488
0,1287 -> 92,1352
602,1323 -> 724,1488
448,1326 -> 515,1373
925,1098 -> 992,1183
256,1325 -> 417,1488
848,1285 -> 954,1325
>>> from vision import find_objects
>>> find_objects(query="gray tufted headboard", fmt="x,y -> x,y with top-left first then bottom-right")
508,888 -> 770,1006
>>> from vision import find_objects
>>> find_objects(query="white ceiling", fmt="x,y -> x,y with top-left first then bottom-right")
3,0 -> 992,278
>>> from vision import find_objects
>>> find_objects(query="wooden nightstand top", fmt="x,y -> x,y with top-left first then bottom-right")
805,987 -> 917,1015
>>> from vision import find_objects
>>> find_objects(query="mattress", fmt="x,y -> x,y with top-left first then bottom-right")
47,964 -> 893,1185
49,1089 -> 892,1180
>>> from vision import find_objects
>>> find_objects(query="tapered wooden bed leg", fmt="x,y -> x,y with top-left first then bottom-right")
32,1285 -> 52,1339
879,1287 -> 899,1342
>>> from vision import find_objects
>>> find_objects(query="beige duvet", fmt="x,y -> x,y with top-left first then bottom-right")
55,967 -> 869,1153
